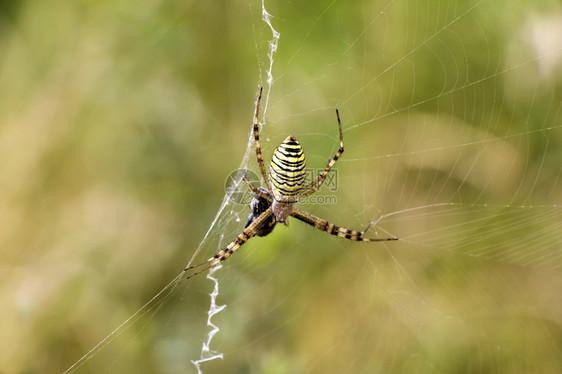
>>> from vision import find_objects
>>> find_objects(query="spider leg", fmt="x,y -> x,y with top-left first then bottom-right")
243,173 -> 272,202
297,109 -> 344,199
291,207 -> 398,242
253,87 -> 273,192
185,206 -> 274,279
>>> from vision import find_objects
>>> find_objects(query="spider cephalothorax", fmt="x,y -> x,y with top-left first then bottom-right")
185,87 -> 397,279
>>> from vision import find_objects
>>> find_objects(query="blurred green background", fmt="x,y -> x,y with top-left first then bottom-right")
1,0 -> 561,373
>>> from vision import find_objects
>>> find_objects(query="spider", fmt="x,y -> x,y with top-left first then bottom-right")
185,87 -> 397,279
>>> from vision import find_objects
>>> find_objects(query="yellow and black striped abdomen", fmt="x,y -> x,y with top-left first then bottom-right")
269,135 -> 306,200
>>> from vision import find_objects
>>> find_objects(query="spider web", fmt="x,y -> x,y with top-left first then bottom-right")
1,0 -> 561,373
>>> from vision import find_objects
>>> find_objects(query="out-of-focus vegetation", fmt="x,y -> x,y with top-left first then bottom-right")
1,0 -> 561,373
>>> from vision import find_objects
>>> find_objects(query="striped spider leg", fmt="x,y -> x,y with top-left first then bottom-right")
252,86 -> 272,192
184,87 -> 397,280
244,174 -> 396,242
290,208 -> 397,242
185,204 -> 274,280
